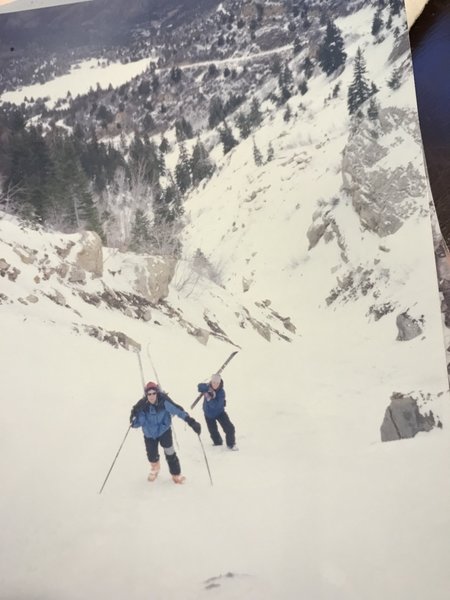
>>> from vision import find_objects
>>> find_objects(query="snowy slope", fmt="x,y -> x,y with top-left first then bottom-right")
1,2 -> 450,600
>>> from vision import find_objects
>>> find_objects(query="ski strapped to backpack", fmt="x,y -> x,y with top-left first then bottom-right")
190,350 -> 239,409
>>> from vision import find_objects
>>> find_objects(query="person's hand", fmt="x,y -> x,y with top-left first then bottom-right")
130,399 -> 145,423
198,383 -> 209,393
185,415 -> 201,435
129,406 -> 138,423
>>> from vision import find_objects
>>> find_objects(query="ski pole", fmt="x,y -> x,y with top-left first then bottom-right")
99,350 -> 143,494
197,434 -> 213,486
137,350 -> 146,390
99,425 -> 131,494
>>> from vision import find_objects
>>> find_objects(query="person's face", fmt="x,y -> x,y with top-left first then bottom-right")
146,389 -> 158,404
211,379 -> 220,391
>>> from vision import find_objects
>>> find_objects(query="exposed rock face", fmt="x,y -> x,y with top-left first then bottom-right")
75,324 -> 141,352
13,247 -> 36,265
68,267 -> 87,285
190,327 -> 210,345
396,311 -> 423,341
75,232 -> 103,277
307,203 -> 347,260
342,107 -> 425,237
121,256 -> 177,303
380,392 -> 436,442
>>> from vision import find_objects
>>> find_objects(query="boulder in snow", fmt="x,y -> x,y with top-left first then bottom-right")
396,311 -> 423,341
190,327 -> 210,345
380,392 -> 436,442
121,255 -> 176,304
75,232 -> 103,277
68,267 -> 87,285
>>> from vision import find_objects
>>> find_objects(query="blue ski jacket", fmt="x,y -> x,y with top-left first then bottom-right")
131,392 -> 188,439
198,381 -> 226,419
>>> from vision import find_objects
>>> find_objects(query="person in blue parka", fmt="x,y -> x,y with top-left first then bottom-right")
198,373 -> 237,450
130,381 -> 201,484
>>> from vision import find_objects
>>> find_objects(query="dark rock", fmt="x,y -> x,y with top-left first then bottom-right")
380,392 -> 436,442
396,311 -> 423,341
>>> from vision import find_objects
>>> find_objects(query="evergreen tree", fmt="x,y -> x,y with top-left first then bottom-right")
8,125 -> 54,221
267,142 -> 275,162
371,9 -> 384,37
389,0 -> 402,16
368,98 -> 379,121
151,75 -> 160,93
208,96 -> 225,129
129,134 -> 162,186
299,80 -> 308,95
293,36 -> 302,56
283,103 -> 292,122
137,79 -> 151,96
175,117 -> 194,141
191,138 -> 215,185
175,144 -> 192,194
278,63 -> 294,103
347,47 -> 371,115
270,55 -> 282,75
302,56 -> 314,80
159,135 -> 170,153
387,66 -> 402,90
236,112 -> 252,139
129,208 -> 152,252
47,133 -> 102,234
170,67 -> 182,83
219,122 -> 238,155
253,138 -> 263,166
249,97 -> 263,128
317,21 -> 347,76
153,176 -> 183,232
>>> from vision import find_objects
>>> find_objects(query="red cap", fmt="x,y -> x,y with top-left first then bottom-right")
145,381 -> 158,392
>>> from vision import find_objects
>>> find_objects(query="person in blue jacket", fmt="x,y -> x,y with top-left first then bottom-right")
130,381 -> 201,484
198,373 -> 237,450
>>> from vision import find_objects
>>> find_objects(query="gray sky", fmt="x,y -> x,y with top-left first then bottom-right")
0,0 -> 92,15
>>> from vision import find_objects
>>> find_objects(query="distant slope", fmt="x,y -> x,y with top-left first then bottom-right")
0,0 -> 222,50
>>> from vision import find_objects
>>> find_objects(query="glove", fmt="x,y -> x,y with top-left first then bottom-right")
185,415 -> 201,435
130,398 -> 146,423
129,406 -> 138,424
198,383 -> 209,393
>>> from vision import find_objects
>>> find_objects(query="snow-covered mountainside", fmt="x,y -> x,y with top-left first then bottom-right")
1,1 -> 450,599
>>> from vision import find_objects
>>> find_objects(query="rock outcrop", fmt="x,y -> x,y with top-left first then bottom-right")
396,311 -> 423,341
74,232 -> 103,277
380,392 -> 437,442
119,255 -> 177,304
342,107 -> 425,237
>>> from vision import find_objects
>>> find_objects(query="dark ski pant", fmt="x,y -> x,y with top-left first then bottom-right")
144,428 -> 181,475
205,411 -> 235,448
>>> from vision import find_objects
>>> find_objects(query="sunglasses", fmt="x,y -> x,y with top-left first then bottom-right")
146,390 -> 157,396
